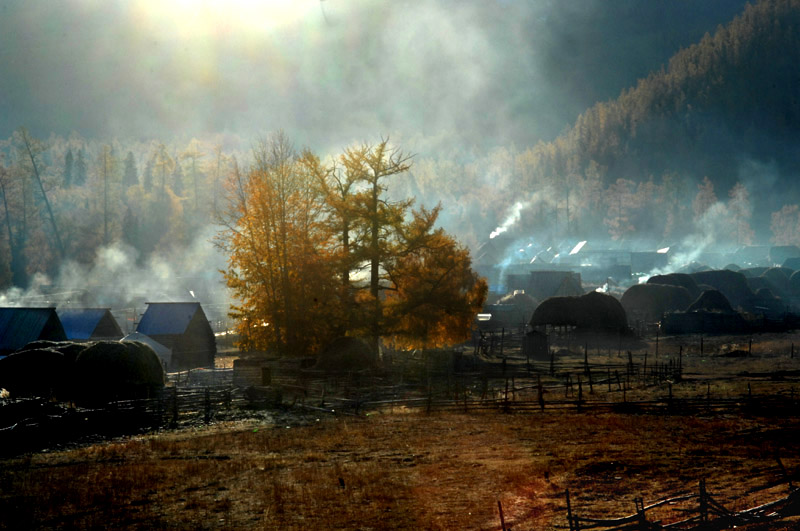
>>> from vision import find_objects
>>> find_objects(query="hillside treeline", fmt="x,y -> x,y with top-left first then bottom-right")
0,130 -> 246,289
402,0 -> 800,248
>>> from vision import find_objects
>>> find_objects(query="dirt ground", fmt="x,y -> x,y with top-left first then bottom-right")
1,408 -> 799,530
3,331 -> 800,530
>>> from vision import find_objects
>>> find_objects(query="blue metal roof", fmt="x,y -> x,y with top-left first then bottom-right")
0,307 -> 67,352
57,308 -> 121,340
136,302 -> 204,336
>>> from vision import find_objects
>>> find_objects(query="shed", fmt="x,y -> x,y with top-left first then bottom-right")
135,302 -> 216,371
0,307 -> 67,355
57,308 -> 123,340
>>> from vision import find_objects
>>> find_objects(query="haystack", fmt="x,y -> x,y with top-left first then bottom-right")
620,283 -> 693,323
0,348 -> 67,398
17,340 -> 88,363
314,337 -> 375,372
530,291 -> 628,334
647,273 -> 701,299
690,270 -> 753,310
686,290 -> 734,313
738,267 -> 768,278
73,340 -> 165,404
761,267 -> 792,298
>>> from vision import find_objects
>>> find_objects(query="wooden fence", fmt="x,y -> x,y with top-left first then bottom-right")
562,479 -> 800,530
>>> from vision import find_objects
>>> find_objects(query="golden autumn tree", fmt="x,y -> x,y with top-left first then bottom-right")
217,133 -> 339,355
218,134 -> 487,357
383,205 -> 488,350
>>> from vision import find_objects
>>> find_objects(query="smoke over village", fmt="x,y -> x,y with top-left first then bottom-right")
4,1 -> 800,529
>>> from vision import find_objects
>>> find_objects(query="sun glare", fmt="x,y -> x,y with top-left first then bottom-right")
132,0 -> 320,38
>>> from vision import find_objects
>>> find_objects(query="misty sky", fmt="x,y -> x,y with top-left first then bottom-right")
0,0 -> 748,153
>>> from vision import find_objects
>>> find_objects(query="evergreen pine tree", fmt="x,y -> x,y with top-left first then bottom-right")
64,148 -> 73,188
172,159 -> 184,196
74,149 -> 87,186
122,151 -> 138,188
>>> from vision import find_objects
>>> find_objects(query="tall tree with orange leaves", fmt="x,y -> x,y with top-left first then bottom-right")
218,134 -> 487,357
218,132 -> 339,355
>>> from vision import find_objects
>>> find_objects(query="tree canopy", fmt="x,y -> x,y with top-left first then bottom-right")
216,135 -> 487,356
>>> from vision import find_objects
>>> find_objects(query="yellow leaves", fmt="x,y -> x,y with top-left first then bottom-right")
219,135 -> 487,356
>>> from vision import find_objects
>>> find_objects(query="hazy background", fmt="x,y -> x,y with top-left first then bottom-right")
0,0 -> 748,154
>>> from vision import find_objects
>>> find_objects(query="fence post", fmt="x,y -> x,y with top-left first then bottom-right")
584,344 -> 589,376
538,374 -> 545,411
204,388 -> 211,424
498,500 -> 506,531
171,386 -> 178,429
565,489 -> 575,531
699,479 -> 708,523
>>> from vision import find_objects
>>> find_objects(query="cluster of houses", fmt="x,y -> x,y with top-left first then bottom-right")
0,302 -> 216,371
478,239 -> 800,339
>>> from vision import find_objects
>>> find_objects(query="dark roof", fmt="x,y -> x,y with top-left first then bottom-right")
0,307 -> 67,353
136,302 -> 205,336
57,308 -> 122,340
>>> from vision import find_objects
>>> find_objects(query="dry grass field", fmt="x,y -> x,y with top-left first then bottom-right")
2,409 -> 800,530
2,332 -> 800,530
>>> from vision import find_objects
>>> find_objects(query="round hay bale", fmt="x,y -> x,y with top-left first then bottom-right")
690,270 -> 754,311
314,337 -> 375,372
782,257 -> 800,270
739,266 -> 768,278
530,292 -> 628,334
755,287 -> 777,299
73,340 -> 165,404
495,291 -> 540,325
761,267 -> 792,298
18,340 -> 89,364
0,348 -> 66,398
647,273 -> 701,299
621,283 -> 693,323
747,276 -> 779,297
687,290 -> 734,313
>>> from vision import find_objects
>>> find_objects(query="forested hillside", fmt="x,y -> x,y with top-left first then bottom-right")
402,0 -> 800,249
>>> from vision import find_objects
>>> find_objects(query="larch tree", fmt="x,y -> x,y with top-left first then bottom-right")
218,132 -> 339,355
122,151 -> 138,189
218,135 -> 487,358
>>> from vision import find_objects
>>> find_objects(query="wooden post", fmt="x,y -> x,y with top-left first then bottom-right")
655,328 -> 659,358
643,351 -> 648,385
607,368 -> 612,392
204,387 -> 211,424
171,386 -> 179,429
668,382 -> 673,410
699,479 -> 708,523
565,489 -> 575,531
498,500 -> 506,531
538,374 -> 545,411
584,343 -> 589,376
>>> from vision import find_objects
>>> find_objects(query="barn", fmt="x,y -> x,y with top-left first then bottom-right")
0,307 -> 67,355
135,302 -> 216,371
57,308 -> 124,341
